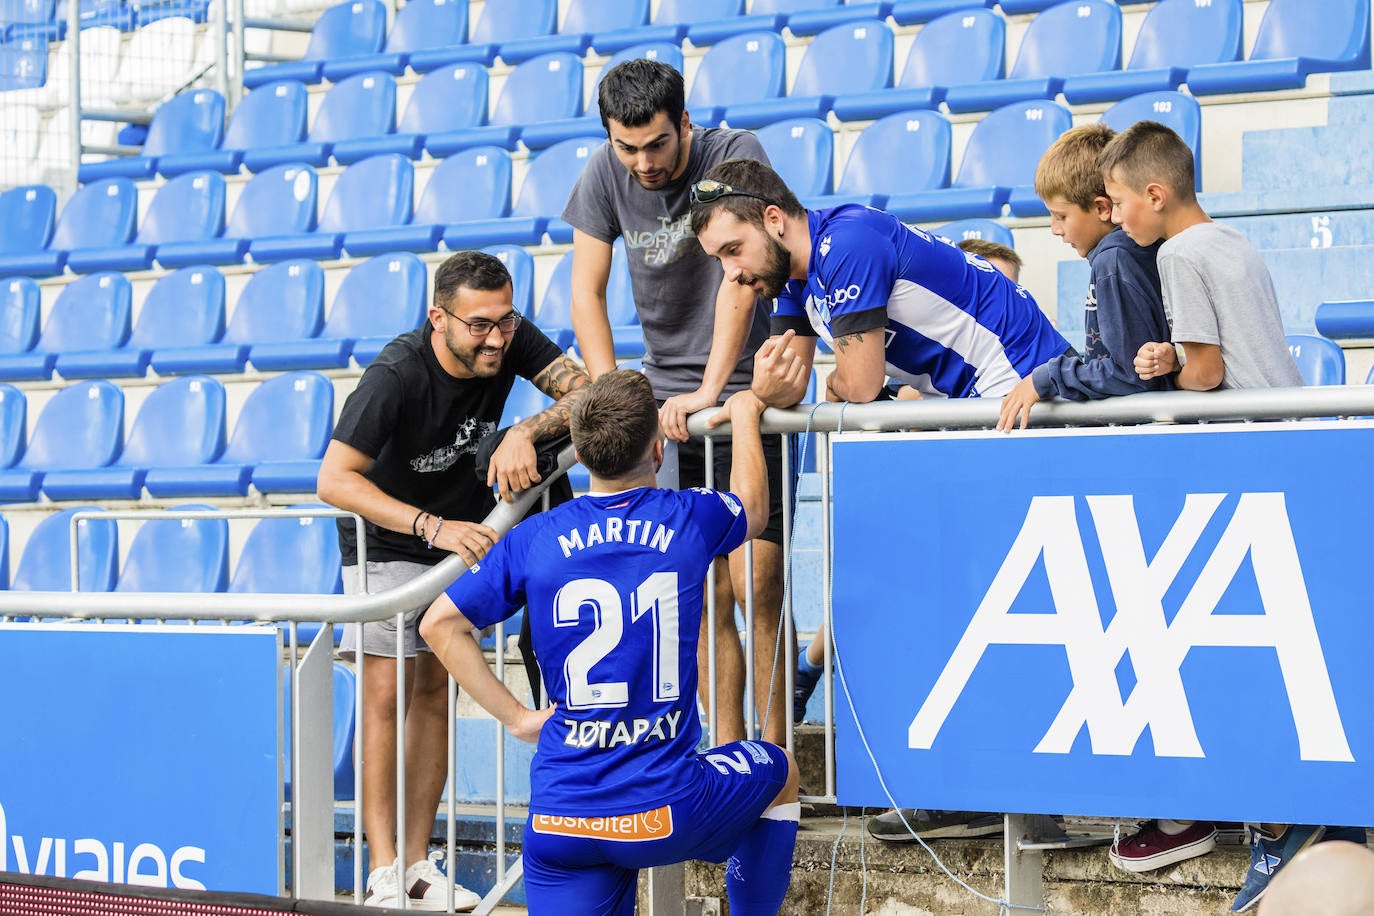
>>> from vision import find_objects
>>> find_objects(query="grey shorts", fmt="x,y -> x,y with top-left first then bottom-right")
339,560 -> 434,660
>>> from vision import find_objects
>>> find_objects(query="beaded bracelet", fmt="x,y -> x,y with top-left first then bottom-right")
427,516 -> 444,550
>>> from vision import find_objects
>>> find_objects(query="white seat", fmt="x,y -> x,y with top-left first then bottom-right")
112,17 -> 202,104
0,103 -> 44,186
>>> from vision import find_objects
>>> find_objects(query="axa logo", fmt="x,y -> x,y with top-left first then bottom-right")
0,800 -> 207,889
908,493 -> 1352,762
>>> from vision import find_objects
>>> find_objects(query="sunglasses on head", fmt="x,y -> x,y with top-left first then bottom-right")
689,179 -> 778,208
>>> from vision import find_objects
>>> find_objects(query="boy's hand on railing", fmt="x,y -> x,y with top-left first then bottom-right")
704,388 -> 768,431
508,703 -> 557,744
998,376 -> 1042,433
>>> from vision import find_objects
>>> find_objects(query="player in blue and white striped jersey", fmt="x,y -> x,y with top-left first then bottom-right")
689,157 -> 1071,407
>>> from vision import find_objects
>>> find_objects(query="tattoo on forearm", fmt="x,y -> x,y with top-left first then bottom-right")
514,373 -> 591,443
832,331 -> 864,354
532,355 -> 591,400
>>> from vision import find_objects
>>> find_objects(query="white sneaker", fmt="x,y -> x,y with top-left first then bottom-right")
405,854 -> 481,913
363,858 -> 402,908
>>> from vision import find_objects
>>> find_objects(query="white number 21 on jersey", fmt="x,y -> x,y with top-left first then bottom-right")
554,572 -> 681,710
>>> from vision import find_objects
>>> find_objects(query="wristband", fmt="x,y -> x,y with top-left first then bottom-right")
411,509 -> 426,537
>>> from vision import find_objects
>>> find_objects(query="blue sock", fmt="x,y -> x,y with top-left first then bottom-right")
797,644 -> 824,676
726,802 -> 800,915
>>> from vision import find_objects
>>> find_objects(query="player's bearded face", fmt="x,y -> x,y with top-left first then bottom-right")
740,230 -> 792,300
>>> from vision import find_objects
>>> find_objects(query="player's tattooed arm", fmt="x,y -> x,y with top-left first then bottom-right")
531,354 -> 590,401
825,327 -> 887,403
512,355 -> 591,444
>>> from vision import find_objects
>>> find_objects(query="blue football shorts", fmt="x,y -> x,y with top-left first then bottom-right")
521,740 -> 790,916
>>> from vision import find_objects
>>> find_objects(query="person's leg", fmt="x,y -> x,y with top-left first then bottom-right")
794,621 -> 826,724
700,555 -> 747,743
402,650 -> 452,866
725,745 -> 800,915
358,649 -> 412,876
730,539 -> 790,744
523,822 -> 636,916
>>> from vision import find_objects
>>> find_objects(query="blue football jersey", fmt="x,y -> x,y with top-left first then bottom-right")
445,486 -> 749,815
772,205 -> 1070,398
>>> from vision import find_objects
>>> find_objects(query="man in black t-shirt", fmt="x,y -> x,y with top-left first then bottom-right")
317,250 -> 588,911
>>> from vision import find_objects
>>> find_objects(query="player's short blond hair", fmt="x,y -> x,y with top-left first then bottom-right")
1034,123 -> 1116,210
956,238 -> 1022,271
1097,120 -> 1197,205
570,370 -> 660,479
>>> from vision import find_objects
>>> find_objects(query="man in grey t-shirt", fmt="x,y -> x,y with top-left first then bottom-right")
562,58 -> 792,745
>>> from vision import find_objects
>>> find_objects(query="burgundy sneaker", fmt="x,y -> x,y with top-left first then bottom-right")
1109,821 -> 1218,873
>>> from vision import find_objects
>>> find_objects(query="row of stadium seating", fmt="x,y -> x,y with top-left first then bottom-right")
0,0 -> 211,39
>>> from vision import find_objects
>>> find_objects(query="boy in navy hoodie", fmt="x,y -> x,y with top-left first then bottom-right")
998,123 -> 1170,432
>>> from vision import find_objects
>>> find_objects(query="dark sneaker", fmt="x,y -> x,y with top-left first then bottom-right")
867,809 -> 1003,842
793,662 -> 823,724
1109,821 -> 1217,873
1232,825 -> 1326,912
1325,826 -> 1368,844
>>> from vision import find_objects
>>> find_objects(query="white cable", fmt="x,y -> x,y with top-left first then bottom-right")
825,806 -> 847,916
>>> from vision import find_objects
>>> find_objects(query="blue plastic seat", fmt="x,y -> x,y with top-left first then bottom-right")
232,505 -> 344,645
0,0 -> 56,35
888,0 -> 993,26
145,370 -> 333,497
250,154 -> 412,262
500,377 -> 553,428
0,177 -> 137,278
0,380 -> 123,501
43,375 -> 227,500
11,506 -> 117,591
538,243 -> 637,356
944,0 -> 1121,114
157,81 -> 308,177
832,7 -> 1003,121
57,266 -> 225,379
785,0 -> 890,37
157,164 -> 318,268
593,0 -> 737,54
323,0 -> 469,81
333,62 -> 492,164
66,171 -> 226,273
78,89 -> 226,181
807,110 -> 950,212
933,218 -> 1015,250
1063,0 -> 1242,104
113,505 -> 229,592
756,118 -> 834,198
1100,91 -> 1203,190
419,51 -> 583,158
443,135 -> 601,249
344,146 -> 510,256
152,259 -> 323,375
0,35 -> 47,90
485,243 -> 535,314
251,252 -> 426,370
282,662 -> 355,799
242,0 -> 386,88
427,0 -> 556,67
0,383 -> 26,470
724,21 -> 893,129
0,272 -> 131,381
882,100 -> 1071,222
243,71 -> 404,172
1187,0 -> 1371,96
686,31 -> 786,128
685,0 -> 797,47
0,185 -> 56,258
1316,301 -> 1374,341
0,278 -> 40,357
496,0 -> 644,65
1286,334 -> 1345,386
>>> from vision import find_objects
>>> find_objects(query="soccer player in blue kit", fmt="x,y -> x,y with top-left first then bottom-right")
419,370 -> 800,915
689,157 -> 1072,408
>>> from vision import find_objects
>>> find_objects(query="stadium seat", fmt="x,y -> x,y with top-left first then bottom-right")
592,0 -> 739,54
724,21 -> 893,129
5,26 -> 121,107
0,278 -> 39,357
249,153 -> 412,262
0,184 -> 56,257
283,662 -> 356,800
78,89 -> 226,181
0,36 -> 47,90
538,243 -> 638,355
1100,91 -> 1203,190
333,62 -> 493,163
686,31 -> 787,128
56,266 -> 225,379
157,164 -> 318,268
230,509 -> 342,595
1314,300 -> 1374,341
152,259 -> 323,375
242,0 -> 386,88
109,15 -> 201,105
520,41 -> 683,150
1286,334 -> 1345,386
1,0 -> 57,39
429,0 -> 557,67
250,251 -> 426,370
1185,0 -> 1371,96
807,110 -> 950,212
756,118 -> 834,198
832,7 -> 1003,121
242,71 -> 404,171
888,0 -> 993,27
0,103 -> 43,184
0,272 -> 130,381
943,0 -> 1121,114
495,0 -> 644,65
145,370 -> 333,497
322,0 -> 469,80
157,81 -> 308,176
65,171 -> 226,273
0,177 -> 136,278
486,244 -> 534,317
1063,0 -> 1242,105
0,380 -> 123,501
0,383 -> 25,470
342,147 -> 508,256
786,0 -> 890,37
418,52 -> 583,157
501,377 -> 553,428
882,100 -> 1070,221
113,505 -> 229,593
933,218 -> 1015,249
10,506 -> 117,592
685,0 -> 796,47
44,375 -> 226,500
443,135 -> 601,249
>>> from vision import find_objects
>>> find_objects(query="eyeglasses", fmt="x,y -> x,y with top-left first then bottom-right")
689,179 -> 778,208
444,310 -> 522,338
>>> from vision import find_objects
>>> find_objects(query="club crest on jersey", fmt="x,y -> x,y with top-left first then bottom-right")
819,235 -> 832,257
718,492 -> 742,516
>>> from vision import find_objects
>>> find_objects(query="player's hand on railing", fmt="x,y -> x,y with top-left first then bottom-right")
660,387 -> 719,443
507,703 -> 557,744
751,329 -> 806,407
997,375 -> 1042,433
433,519 -> 500,566
704,388 -> 768,431
487,426 -> 541,502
